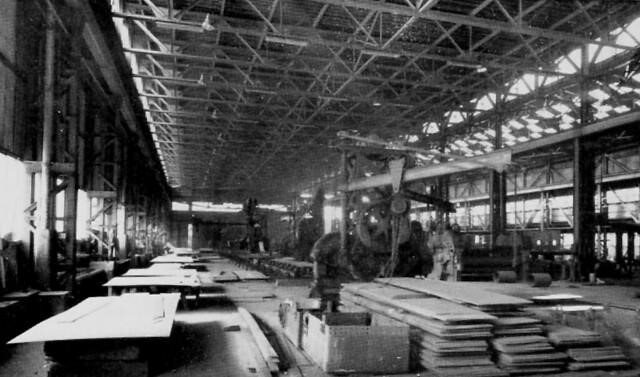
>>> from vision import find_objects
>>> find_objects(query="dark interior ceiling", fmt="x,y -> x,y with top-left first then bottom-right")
111,0 -> 640,203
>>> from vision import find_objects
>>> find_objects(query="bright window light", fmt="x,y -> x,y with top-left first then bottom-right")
455,139 -> 468,147
552,103 -> 571,113
447,111 -> 465,124
594,111 -> 610,119
475,93 -> 496,111
556,57 -> 578,74
614,105 -> 631,113
536,108 -> 555,119
594,46 -> 623,64
526,123 -> 544,133
172,202 -> 189,211
588,88 -> 610,101
509,120 -> 525,129
76,190 -> 90,240
594,103 -> 613,113
610,83 -> 633,94
0,153 -> 28,241
258,204 -> 289,212
423,122 -> 439,134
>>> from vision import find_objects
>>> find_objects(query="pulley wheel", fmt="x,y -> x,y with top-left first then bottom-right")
390,196 -> 409,215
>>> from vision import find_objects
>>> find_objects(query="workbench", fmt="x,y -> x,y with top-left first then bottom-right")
123,268 -> 198,278
104,275 -> 201,307
150,255 -> 195,264
8,293 -> 180,377
171,247 -> 199,257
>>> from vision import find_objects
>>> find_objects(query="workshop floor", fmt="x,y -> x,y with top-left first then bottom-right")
4,262 -> 640,377
0,266 -> 327,377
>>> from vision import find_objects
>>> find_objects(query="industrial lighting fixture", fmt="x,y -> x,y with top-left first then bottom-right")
245,88 -> 277,95
448,60 -> 485,71
372,101 -> 382,106
361,49 -> 401,59
265,35 -> 309,47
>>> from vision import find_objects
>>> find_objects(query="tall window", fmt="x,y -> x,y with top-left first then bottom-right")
0,153 -> 27,242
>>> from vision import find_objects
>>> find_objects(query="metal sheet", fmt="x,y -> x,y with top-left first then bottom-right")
8,293 -> 180,343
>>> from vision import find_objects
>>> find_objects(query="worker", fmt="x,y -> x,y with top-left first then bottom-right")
427,222 -> 456,280
395,221 -> 431,277
308,232 -> 350,309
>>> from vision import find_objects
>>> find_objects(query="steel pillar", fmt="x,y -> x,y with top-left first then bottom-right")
573,45 -> 596,281
34,9 -> 56,290
489,103 -> 507,248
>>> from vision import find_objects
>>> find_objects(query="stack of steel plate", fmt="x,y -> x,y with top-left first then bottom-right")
341,283 -> 508,377
547,325 -> 629,371
491,335 -> 567,375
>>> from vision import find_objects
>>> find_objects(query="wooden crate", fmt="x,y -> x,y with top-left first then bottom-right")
279,299 -> 321,348
301,312 -> 409,373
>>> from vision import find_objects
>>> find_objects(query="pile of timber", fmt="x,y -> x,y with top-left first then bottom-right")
547,325 -> 630,371
491,335 -> 567,375
340,283 -> 508,377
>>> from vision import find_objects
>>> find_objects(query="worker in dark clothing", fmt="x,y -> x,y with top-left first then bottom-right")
395,221 -> 431,277
309,232 -> 343,306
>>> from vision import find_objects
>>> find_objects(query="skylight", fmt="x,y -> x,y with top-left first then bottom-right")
426,15 -> 640,155
509,119 -> 525,129
535,108 -> 555,119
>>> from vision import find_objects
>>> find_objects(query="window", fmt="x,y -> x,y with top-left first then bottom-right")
0,153 -> 28,241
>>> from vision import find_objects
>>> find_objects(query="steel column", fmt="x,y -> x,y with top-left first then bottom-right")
35,9 -> 56,289
490,101 -> 507,247
573,45 -> 596,281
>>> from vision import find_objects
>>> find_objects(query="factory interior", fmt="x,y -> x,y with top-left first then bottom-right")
4,0 -> 640,376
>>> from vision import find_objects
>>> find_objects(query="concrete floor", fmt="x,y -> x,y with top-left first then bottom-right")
3,260 -> 640,377
0,261 -> 328,377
